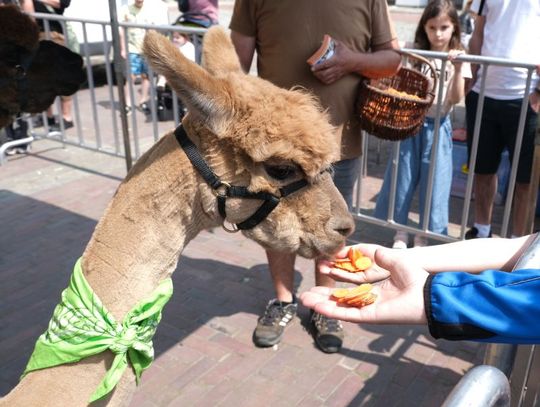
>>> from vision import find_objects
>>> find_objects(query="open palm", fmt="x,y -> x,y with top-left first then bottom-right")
303,248 -> 429,324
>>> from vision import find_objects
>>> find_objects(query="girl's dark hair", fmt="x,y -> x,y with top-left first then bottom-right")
414,0 -> 463,51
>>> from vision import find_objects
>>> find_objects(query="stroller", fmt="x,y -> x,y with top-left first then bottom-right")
156,82 -> 186,122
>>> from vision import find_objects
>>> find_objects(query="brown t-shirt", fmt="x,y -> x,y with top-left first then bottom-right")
230,0 -> 396,159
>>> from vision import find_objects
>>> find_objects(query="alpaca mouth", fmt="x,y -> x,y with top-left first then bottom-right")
297,237 -> 344,259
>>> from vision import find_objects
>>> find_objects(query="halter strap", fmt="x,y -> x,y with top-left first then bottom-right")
174,125 -> 310,231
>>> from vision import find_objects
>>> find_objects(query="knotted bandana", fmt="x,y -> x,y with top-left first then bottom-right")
22,258 -> 173,402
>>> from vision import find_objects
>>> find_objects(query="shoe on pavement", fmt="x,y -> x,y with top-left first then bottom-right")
310,310 -> 344,354
392,231 -> 408,249
253,299 -> 297,347
139,102 -> 151,115
33,115 -> 56,128
5,145 -> 29,155
50,119 -> 74,132
465,227 -> 492,239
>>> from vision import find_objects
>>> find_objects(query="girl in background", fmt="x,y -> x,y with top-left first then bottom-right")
375,0 -> 470,248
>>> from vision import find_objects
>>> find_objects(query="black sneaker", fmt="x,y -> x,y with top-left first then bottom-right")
138,102 -> 151,115
5,145 -> 29,155
49,119 -> 74,132
310,310 -> 344,353
465,227 -> 492,239
33,116 -> 55,128
253,299 -> 297,347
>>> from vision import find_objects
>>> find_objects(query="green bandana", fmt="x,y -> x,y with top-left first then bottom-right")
22,258 -> 173,402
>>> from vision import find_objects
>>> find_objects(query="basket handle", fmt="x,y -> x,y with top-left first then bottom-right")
397,50 -> 438,97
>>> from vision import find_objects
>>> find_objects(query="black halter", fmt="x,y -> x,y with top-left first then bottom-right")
174,125 -> 311,232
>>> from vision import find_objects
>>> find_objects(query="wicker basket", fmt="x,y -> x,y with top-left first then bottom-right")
356,52 -> 437,141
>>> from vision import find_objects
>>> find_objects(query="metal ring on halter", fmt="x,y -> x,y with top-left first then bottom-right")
221,219 -> 239,233
212,181 -> 231,197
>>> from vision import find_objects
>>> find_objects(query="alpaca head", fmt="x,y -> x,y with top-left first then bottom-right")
143,28 -> 354,259
0,5 -> 84,127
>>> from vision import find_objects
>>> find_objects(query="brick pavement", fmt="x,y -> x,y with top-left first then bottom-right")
0,4 -> 491,407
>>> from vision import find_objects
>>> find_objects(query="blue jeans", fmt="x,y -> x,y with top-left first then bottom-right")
374,116 -> 453,234
333,158 -> 360,210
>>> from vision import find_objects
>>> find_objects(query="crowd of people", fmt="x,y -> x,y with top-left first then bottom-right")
2,0 -> 539,348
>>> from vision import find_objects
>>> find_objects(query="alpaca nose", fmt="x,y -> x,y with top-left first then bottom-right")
333,216 -> 355,238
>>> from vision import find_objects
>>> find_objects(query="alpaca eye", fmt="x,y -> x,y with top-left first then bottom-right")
264,164 -> 298,181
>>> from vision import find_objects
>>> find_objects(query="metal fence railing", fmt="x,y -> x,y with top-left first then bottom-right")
442,365 -> 511,407
19,12 -> 206,162
352,50 -> 539,243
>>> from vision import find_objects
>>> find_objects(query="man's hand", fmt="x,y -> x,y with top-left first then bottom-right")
310,39 -> 355,84
302,248 -> 429,324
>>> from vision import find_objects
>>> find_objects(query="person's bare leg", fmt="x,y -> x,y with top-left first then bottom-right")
315,259 -> 336,288
266,250 -> 296,302
60,96 -> 73,122
512,182 -> 531,237
474,173 -> 497,225
46,105 -> 55,122
139,75 -> 150,105
125,74 -> 136,108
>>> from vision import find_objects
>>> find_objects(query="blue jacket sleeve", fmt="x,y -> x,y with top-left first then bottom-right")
424,268 -> 540,344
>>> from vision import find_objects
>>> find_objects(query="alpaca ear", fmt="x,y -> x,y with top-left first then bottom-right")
142,29 -> 232,130
201,26 -> 243,75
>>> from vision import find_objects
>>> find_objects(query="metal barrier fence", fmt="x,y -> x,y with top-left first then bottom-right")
442,365 -> 511,407
23,12 -> 206,161
353,49 -> 539,243
5,13 -> 539,243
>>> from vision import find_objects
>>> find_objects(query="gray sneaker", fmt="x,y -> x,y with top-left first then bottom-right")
253,299 -> 298,347
310,311 -> 344,353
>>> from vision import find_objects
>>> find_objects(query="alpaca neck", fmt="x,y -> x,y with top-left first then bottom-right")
81,132 -> 215,320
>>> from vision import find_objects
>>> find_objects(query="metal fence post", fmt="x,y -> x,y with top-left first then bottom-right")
442,365 -> 511,407
108,0 -> 132,172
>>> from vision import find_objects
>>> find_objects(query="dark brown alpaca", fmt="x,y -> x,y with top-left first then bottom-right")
0,4 -> 84,128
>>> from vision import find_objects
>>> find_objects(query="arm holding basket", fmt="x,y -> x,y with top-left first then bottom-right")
311,39 -> 401,85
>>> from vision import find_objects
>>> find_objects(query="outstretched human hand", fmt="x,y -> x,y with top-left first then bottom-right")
319,243 -> 391,285
310,39 -> 355,84
303,248 -> 429,324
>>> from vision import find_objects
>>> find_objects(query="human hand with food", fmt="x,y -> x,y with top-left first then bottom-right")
318,244 -> 391,285
303,248 -> 428,324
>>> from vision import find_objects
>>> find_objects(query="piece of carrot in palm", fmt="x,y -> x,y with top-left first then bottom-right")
354,256 -> 372,271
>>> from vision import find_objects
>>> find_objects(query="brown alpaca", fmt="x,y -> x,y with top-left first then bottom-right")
0,28 -> 354,406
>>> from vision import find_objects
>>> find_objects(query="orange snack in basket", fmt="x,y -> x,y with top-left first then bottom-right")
385,87 -> 423,101
333,247 -> 372,272
331,284 -> 377,308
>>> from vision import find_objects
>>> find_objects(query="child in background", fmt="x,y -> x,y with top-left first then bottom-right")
374,0 -> 471,248
156,31 -> 195,90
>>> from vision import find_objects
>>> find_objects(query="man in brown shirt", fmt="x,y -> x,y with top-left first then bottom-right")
230,0 -> 400,353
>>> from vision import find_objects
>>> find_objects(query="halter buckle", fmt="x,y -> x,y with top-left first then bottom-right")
212,181 -> 231,197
